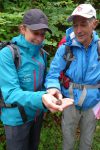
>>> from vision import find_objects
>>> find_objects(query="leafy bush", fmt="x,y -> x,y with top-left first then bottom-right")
0,1 -> 100,150
0,122 -> 6,150
0,1 -> 76,52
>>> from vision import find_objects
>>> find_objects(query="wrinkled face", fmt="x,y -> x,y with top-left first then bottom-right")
20,25 -> 46,45
72,16 -> 96,47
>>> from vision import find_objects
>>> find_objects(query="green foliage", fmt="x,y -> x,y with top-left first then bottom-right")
39,112 -> 62,150
0,0 -> 76,53
85,0 -> 100,9
0,12 -> 23,40
0,0 -> 99,53
0,0 -> 100,149
0,122 -> 5,150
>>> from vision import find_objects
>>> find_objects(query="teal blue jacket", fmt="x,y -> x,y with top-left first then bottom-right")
0,34 -> 47,126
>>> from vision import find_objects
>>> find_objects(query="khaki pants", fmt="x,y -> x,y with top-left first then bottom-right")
62,105 -> 96,150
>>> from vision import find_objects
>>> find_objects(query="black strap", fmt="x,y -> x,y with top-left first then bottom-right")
0,41 -> 11,49
0,100 -> 27,123
0,92 -> 27,123
12,44 -> 20,69
0,41 -> 20,69
63,45 -> 73,73
17,103 -> 28,123
8,43 -> 20,69
62,39 -> 100,72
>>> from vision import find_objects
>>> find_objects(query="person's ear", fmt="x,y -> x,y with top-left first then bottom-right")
19,24 -> 26,35
92,19 -> 99,29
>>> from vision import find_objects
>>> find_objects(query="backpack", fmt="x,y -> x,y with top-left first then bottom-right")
59,38 -> 100,88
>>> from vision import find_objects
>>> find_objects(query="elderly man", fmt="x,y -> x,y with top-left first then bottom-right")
45,4 -> 99,150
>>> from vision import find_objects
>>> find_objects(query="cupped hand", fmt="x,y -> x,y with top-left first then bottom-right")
42,93 -> 74,113
59,98 -> 74,110
42,93 -> 63,112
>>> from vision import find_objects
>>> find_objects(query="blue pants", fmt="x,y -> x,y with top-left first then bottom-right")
4,113 -> 43,150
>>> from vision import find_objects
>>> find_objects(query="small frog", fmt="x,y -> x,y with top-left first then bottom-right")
56,99 -> 62,105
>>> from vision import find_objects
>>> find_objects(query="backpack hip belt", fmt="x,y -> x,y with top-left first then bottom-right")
69,82 -> 100,106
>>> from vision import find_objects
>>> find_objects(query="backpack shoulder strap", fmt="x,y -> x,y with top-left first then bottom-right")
7,43 -> 21,69
97,39 -> 100,61
63,45 -> 74,73
0,41 -> 21,69
0,41 -> 10,49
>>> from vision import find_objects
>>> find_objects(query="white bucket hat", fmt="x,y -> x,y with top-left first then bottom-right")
67,4 -> 96,22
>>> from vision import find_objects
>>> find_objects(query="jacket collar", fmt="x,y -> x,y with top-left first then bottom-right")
12,34 -> 43,56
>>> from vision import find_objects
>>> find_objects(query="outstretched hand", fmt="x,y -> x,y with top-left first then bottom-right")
42,93 -> 74,112
59,98 -> 74,110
